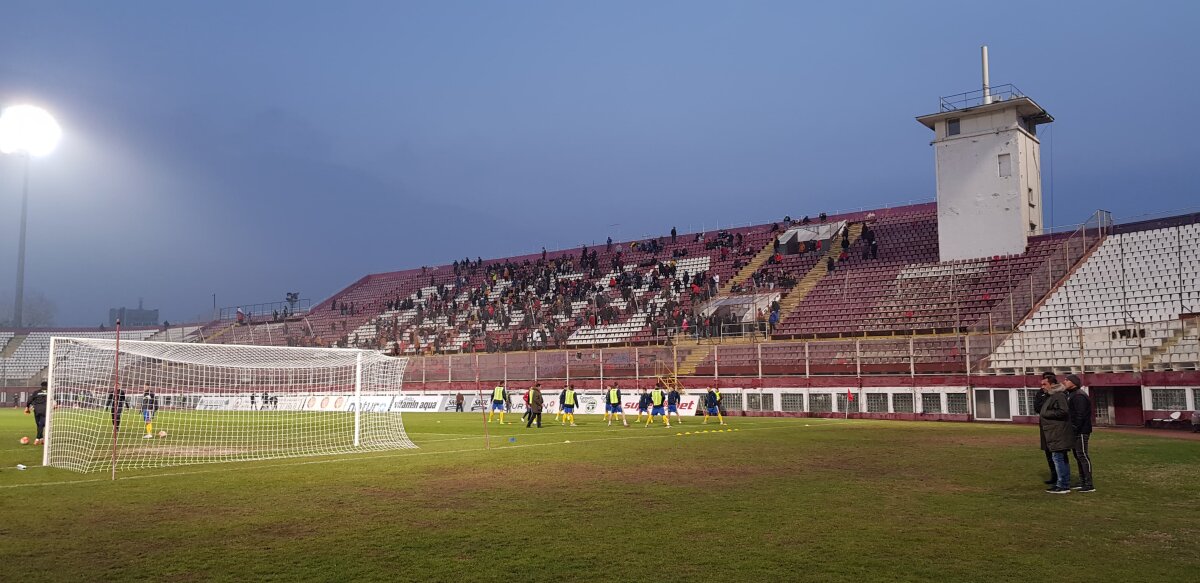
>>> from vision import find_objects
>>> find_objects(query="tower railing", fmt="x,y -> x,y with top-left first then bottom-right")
938,84 -> 1024,112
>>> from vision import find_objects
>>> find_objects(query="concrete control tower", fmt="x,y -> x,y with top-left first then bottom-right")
917,46 -> 1054,261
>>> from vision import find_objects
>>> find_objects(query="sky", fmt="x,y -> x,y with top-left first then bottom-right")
0,0 -> 1197,327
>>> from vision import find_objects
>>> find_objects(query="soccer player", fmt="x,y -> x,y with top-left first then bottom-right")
141,385 -> 159,439
488,384 -> 509,423
703,387 -> 726,425
667,384 -> 684,425
105,387 -> 129,431
24,381 -> 48,445
555,386 -> 566,423
636,388 -> 651,422
646,382 -> 670,428
605,384 -> 628,427
561,384 -> 580,427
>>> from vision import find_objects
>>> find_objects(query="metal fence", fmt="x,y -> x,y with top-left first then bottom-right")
401,319 -> 1200,383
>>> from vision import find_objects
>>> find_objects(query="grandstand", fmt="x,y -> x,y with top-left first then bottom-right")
5,205 -> 1196,429
4,66 -> 1199,432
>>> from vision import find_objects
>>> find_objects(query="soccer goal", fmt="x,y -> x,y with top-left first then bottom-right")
44,337 -> 416,474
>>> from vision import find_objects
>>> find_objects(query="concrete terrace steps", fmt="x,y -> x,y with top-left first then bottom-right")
674,345 -> 713,376
200,324 -> 237,344
1,333 -> 24,358
722,238 -> 778,294
1141,319 -> 1199,371
776,223 -> 863,326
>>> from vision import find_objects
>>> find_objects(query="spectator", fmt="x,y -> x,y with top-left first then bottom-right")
826,257 -> 835,273
671,227 -> 677,243
819,212 -> 827,222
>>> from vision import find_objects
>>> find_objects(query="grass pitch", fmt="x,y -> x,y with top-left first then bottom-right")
1,408 -> 1197,582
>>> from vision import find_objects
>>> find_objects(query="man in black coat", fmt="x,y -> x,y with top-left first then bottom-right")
1034,373 -> 1058,486
1039,377 -> 1073,494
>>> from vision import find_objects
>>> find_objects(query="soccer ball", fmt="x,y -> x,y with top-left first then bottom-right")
157,430 -> 168,438
19,436 -> 30,445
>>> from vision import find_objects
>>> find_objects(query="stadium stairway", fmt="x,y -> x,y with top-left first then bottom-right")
674,345 -> 713,376
999,229 -> 1109,333
201,324 -> 237,344
775,222 -> 863,326
1,334 -> 23,358
1141,319 -> 1200,371
722,238 -> 779,294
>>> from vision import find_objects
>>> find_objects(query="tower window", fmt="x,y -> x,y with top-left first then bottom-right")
998,153 -> 1012,177
947,118 -> 960,136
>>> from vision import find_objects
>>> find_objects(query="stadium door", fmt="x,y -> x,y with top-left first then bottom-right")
1090,386 -> 1142,426
972,388 -> 1012,421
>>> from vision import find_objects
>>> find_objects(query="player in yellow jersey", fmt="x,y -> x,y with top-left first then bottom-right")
560,385 -> 580,426
645,382 -> 671,428
487,384 -> 509,423
604,384 -> 629,427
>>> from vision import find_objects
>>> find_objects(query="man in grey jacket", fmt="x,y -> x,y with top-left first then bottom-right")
1039,375 -> 1074,494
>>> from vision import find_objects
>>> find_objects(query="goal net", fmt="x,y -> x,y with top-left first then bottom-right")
44,337 -> 416,473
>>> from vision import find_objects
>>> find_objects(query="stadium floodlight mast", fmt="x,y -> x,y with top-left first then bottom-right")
0,104 -> 62,328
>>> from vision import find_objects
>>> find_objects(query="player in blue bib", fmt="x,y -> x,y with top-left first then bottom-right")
636,388 -> 651,422
703,387 -> 726,425
667,384 -> 683,424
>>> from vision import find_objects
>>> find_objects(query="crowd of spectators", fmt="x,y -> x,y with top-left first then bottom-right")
277,213 -> 879,353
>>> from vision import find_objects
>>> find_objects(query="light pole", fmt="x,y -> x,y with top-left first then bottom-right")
0,105 -> 61,328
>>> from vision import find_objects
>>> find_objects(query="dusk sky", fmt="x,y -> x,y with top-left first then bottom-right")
0,1 -> 1196,327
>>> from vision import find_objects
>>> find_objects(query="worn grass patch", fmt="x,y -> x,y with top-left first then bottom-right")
1,410 -> 1197,582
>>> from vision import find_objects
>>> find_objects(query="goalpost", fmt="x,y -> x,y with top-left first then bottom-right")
44,337 -> 416,474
